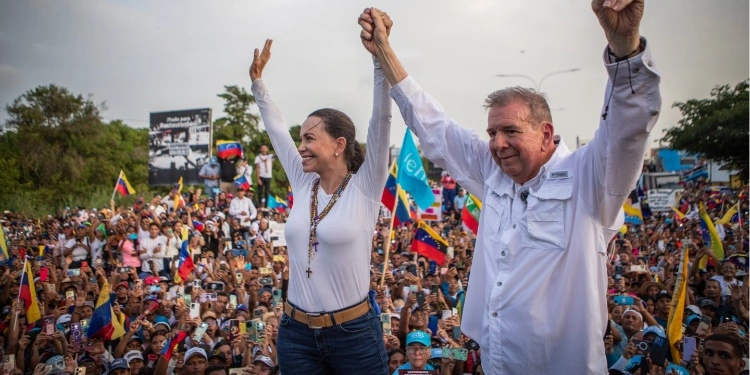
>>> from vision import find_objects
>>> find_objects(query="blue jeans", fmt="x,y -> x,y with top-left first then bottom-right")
277,303 -> 388,375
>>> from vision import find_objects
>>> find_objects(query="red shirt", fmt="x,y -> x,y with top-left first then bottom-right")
441,175 -> 456,190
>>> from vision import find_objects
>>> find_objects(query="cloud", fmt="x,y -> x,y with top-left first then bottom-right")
0,64 -> 21,88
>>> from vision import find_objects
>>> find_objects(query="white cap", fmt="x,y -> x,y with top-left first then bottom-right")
184,347 -> 207,363
124,350 -> 144,363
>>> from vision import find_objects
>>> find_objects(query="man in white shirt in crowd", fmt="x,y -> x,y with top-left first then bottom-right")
161,222 -> 182,277
200,156 -> 222,199
359,0 -> 660,373
139,222 -> 167,277
254,145 -> 275,207
711,261 -> 743,298
229,187 -> 257,229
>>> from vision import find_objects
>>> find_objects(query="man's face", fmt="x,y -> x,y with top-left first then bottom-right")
81,306 -> 94,319
701,306 -> 717,318
391,254 -> 403,267
149,225 -> 160,238
703,340 -> 744,375
184,356 -> 207,375
721,263 -> 737,278
486,101 -> 553,184
126,340 -> 142,352
215,296 -> 229,313
260,145 -> 268,155
655,297 -> 671,315
705,281 -> 722,298
391,317 -> 400,332
129,359 -> 144,375
621,312 -> 642,333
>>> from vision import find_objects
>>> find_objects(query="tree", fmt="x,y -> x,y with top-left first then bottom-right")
1,84 -> 149,214
661,80 -> 749,180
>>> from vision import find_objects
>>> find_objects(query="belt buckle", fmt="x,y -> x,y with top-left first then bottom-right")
306,312 -> 323,329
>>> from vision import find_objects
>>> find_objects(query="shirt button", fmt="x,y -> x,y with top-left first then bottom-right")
492,312 -> 498,317
497,281 -> 503,287
512,224 -> 516,229
501,251 -> 506,256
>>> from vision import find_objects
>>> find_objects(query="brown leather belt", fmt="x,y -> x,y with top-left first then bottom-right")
284,300 -> 370,329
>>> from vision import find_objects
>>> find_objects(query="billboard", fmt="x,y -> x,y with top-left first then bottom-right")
417,188 -> 443,222
148,108 -> 212,186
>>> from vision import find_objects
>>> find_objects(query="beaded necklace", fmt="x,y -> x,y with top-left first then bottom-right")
306,172 -> 353,278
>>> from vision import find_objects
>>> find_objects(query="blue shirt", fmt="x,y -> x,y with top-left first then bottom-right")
392,363 -> 435,375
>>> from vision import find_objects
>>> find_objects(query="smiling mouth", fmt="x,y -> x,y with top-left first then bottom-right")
500,155 -> 517,160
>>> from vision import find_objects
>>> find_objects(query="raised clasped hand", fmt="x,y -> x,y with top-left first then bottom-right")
358,8 -> 393,56
591,0 -> 644,56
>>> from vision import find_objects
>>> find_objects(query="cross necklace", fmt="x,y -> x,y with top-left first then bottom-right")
307,172 -> 353,278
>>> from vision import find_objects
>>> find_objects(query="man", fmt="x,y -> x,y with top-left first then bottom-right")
183,347 -> 208,375
698,333 -> 746,375
610,326 -> 689,374
254,145 -> 275,207
107,358 -> 130,375
453,188 -> 468,220
205,364 -> 228,375
124,350 -> 145,375
359,0 -> 660,372
200,156 -> 222,199
441,171 -> 457,214
219,154 -> 239,196
392,331 -> 435,375
653,290 -> 671,328
711,261 -> 743,298
139,222 -> 167,277
229,187 -> 257,229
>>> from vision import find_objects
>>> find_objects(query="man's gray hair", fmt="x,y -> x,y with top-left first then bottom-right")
484,87 -> 553,127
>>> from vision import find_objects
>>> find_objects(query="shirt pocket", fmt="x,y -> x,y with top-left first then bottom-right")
526,183 -> 572,250
484,192 -> 509,241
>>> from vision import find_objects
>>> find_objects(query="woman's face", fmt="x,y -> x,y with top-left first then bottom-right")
150,334 -> 166,353
297,116 -> 340,174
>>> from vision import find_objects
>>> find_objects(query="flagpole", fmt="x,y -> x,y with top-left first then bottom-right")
380,184 -> 401,288
111,171 -> 122,202
14,255 -> 28,331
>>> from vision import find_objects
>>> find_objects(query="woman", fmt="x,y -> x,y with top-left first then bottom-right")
249,37 -> 391,374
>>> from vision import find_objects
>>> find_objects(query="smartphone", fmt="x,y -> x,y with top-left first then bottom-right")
442,310 -> 452,321
70,322 -> 83,343
134,279 -> 143,290
696,316 -> 711,335
149,286 -> 161,293
428,261 -> 437,276
649,336 -> 668,367
430,285 -> 440,296
192,322 -> 209,342
273,255 -> 285,263
66,290 -> 76,302
40,267 -> 49,282
632,339 -> 650,356
452,326 -> 461,340
183,294 -> 192,307
409,285 -> 418,293
239,321 -> 247,334
256,321 -> 266,341
229,295 -> 237,310
613,296 -> 635,305
3,355 -> 17,371
67,268 -> 81,277
79,319 -> 89,334
44,315 -> 55,335
259,277 -> 273,286
407,264 -> 418,276
614,265 -> 624,276
74,367 -> 87,375
229,319 -> 240,340
190,303 -> 200,319
235,272 -> 243,284
272,289 -> 282,307
259,267 -> 273,275
629,265 -> 647,273
380,313 -> 392,335
253,309 -> 263,320
682,336 -> 697,362
416,291 -> 426,308
247,321 -> 258,342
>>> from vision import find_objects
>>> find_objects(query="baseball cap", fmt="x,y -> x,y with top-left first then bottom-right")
210,156 -> 218,164
56,314 -> 72,326
82,301 -> 96,310
406,330 -> 431,346
208,349 -> 225,361
642,325 -> 666,339
699,298 -> 717,310
252,355 -> 274,368
184,347 -> 207,363
685,305 -> 702,316
78,355 -> 95,365
124,350 -> 144,363
389,313 -> 400,321
109,358 -> 129,371
653,290 -> 671,302
236,304 -> 248,312
153,322 -> 171,333
686,314 -> 702,325
115,282 -> 129,291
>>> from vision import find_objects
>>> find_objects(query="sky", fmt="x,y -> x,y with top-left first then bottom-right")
0,0 -> 747,154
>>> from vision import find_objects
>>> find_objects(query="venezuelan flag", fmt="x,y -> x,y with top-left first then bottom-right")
462,194 -> 482,235
716,203 -> 740,225
0,226 -> 8,262
175,240 -> 194,284
671,206 -> 686,221
623,202 -> 643,225
234,175 -> 251,191
382,163 -> 412,226
19,260 -> 41,324
216,140 -> 243,160
87,280 -> 125,340
267,195 -> 288,213
115,171 -> 136,196
161,331 -> 188,360
412,220 -> 449,265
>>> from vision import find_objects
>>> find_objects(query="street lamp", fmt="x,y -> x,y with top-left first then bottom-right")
496,68 -> 580,91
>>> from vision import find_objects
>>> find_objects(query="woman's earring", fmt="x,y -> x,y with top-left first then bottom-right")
335,152 -> 339,156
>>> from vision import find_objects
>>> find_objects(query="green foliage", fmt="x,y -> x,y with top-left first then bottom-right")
662,80 -> 749,181
1,85 -> 152,215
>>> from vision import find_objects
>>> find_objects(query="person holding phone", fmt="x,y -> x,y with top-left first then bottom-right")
138,222 -> 167,278
248,34 -> 392,373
